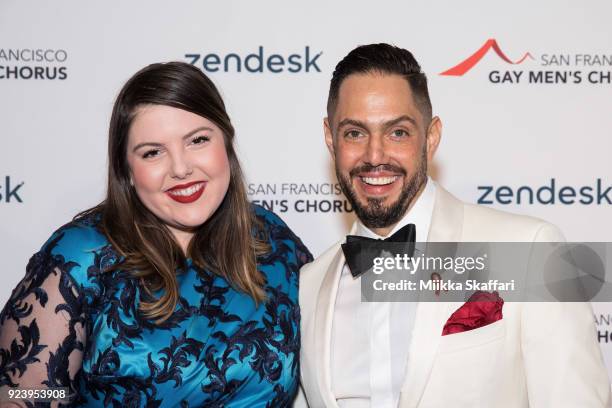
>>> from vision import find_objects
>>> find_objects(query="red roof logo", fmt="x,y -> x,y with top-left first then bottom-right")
440,39 -> 533,76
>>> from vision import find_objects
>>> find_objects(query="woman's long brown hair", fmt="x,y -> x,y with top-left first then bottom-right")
77,62 -> 268,323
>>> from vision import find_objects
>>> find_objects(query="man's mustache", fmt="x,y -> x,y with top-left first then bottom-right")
349,164 -> 407,178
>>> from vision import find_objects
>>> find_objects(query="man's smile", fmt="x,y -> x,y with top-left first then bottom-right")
354,171 -> 403,197
360,175 -> 399,186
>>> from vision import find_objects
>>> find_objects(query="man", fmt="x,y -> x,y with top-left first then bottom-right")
298,44 -> 610,407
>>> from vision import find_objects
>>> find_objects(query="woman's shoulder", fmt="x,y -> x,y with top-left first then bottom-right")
251,203 -> 313,269
251,203 -> 300,244
43,213 -> 108,259
35,213 -> 116,291
252,203 -> 289,227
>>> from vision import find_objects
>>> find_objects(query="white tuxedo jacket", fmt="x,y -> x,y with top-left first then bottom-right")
298,186 -> 610,407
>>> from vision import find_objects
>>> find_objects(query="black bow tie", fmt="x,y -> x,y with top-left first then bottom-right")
341,223 -> 416,278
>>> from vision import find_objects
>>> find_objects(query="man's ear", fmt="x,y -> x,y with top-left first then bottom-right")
426,116 -> 442,162
324,117 -> 335,157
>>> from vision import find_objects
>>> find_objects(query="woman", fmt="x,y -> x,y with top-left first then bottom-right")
0,62 -> 312,407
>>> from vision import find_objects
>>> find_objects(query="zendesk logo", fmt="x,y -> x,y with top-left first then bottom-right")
0,176 -> 24,203
477,178 -> 611,205
185,46 -> 322,74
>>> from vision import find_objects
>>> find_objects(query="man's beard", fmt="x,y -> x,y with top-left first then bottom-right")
336,148 -> 428,230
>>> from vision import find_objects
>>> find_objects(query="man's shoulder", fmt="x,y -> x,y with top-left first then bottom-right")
301,238 -> 344,276
434,184 -> 563,241
461,198 -> 564,242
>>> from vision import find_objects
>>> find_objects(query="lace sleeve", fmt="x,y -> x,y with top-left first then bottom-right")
0,238 -> 87,407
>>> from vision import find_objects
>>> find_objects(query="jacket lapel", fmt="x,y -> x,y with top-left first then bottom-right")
399,185 -> 465,408
312,223 -> 358,408
426,186 -> 464,243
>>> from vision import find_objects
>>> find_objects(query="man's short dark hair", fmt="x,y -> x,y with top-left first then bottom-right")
327,43 -> 432,125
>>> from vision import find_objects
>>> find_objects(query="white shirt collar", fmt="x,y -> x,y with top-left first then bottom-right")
355,177 -> 436,242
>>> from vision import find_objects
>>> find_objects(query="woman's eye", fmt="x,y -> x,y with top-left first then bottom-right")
142,149 -> 160,159
192,135 -> 210,145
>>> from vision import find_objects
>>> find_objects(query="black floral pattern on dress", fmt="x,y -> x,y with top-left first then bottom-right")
0,205 -> 313,407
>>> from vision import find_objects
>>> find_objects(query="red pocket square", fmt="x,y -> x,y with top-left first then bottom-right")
442,291 -> 504,336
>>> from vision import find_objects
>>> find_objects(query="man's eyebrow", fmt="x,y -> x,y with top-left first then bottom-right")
382,115 -> 417,128
131,126 -> 213,152
336,115 -> 417,133
337,118 -> 368,129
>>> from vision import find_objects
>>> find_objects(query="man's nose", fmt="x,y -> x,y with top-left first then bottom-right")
364,134 -> 386,165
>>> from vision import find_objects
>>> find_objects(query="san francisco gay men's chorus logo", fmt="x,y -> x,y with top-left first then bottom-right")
440,39 -> 532,76
439,38 -> 611,85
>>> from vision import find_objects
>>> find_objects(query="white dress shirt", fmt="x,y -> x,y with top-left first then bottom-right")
331,178 -> 436,408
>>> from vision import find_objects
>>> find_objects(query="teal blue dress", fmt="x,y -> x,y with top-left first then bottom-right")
0,205 -> 312,407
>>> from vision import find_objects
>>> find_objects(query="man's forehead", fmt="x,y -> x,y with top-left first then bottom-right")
338,72 -> 414,96
333,73 -> 422,127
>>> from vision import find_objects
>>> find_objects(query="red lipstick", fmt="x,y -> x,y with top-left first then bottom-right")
165,181 -> 206,204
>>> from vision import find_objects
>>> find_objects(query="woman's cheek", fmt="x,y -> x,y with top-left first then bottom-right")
197,143 -> 230,178
132,160 -> 166,192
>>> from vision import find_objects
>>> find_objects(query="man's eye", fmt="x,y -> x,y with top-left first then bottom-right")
142,149 -> 160,159
192,135 -> 210,145
345,130 -> 362,139
392,129 -> 408,137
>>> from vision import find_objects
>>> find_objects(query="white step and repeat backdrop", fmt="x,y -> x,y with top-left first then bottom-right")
2,0 -> 612,376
